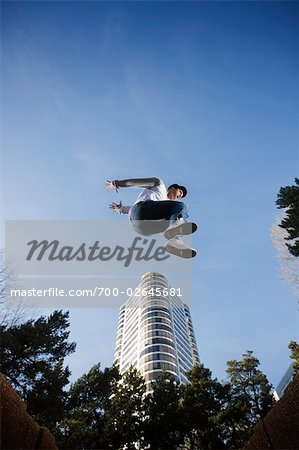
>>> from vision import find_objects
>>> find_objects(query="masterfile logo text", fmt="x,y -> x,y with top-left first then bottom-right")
26,237 -> 169,267
5,220 -> 193,275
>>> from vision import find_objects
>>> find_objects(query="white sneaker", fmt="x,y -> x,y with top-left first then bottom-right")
164,219 -> 198,240
165,237 -> 197,259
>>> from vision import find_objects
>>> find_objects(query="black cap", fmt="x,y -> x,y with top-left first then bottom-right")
167,184 -> 187,198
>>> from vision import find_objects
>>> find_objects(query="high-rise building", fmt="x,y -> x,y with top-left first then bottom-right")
273,363 -> 294,401
114,272 -> 199,389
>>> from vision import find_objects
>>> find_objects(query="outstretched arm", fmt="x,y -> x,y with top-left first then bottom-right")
106,177 -> 161,192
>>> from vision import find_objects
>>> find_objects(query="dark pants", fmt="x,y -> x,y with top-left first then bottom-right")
130,200 -> 188,236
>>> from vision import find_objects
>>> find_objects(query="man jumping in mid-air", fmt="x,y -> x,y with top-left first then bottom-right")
106,177 -> 197,258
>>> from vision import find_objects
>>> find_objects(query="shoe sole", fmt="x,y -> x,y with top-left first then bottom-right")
164,222 -> 198,240
165,243 -> 197,259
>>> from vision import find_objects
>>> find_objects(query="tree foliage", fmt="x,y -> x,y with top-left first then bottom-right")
57,363 -> 120,449
182,364 -> 228,449
226,350 -> 274,448
0,310 -> 76,430
288,340 -> 299,375
271,218 -> 299,297
2,310 -> 277,449
145,371 -> 185,449
0,249 -> 34,327
226,351 -> 274,421
104,366 -> 147,450
276,178 -> 299,257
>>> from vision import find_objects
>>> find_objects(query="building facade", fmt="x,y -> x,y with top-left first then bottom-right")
114,272 -> 199,389
273,363 -> 295,401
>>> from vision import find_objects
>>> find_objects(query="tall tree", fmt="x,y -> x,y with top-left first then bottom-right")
276,178 -> 299,257
144,371 -> 185,449
104,366 -> 147,450
0,310 -> 76,430
58,363 -> 120,449
226,351 -> 274,448
182,364 -> 228,449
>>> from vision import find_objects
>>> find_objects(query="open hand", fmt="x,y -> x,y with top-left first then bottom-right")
109,201 -> 123,213
105,180 -> 118,193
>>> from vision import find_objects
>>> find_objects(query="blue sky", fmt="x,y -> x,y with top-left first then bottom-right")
1,0 -> 298,387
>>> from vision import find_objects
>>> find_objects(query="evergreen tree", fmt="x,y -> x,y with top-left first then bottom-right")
288,340 -> 299,375
276,177 -> 299,256
0,310 -> 76,430
219,386 -> 250,449
144,371 -> 185,449
182,364 -> 227,449
104,366 -> 147,450
58,363 -> 120,449
226,351 -> 274,448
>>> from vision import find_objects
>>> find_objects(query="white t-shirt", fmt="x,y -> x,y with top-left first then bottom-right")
119,179 -> 168,218
133,180 -> 168,205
